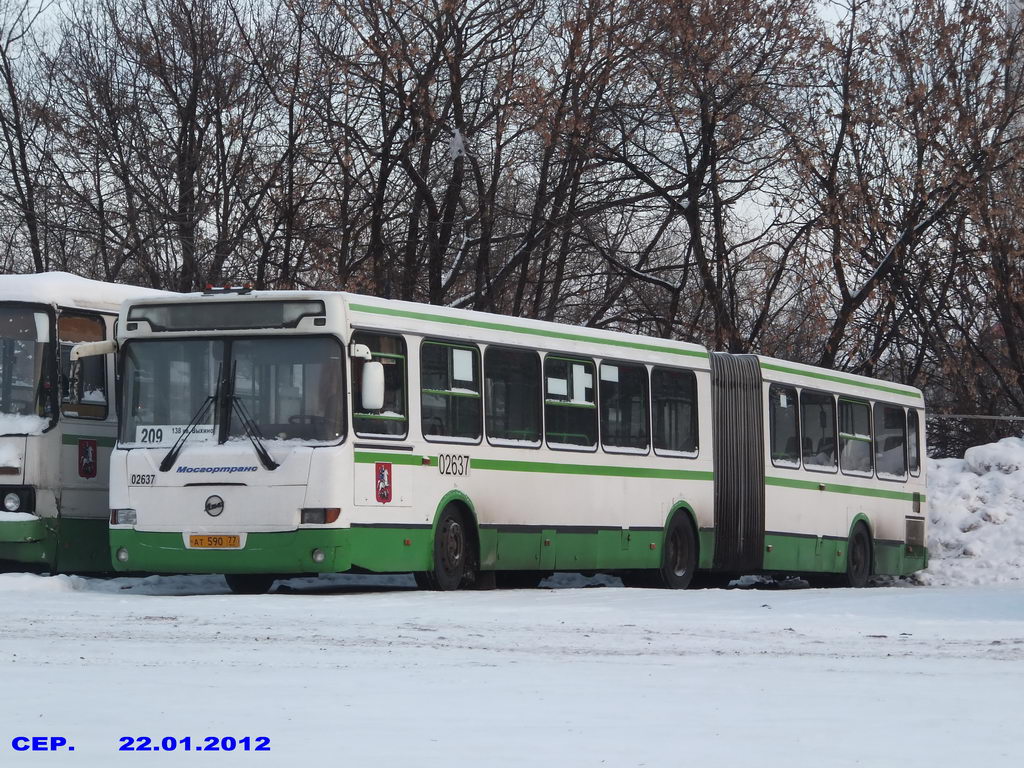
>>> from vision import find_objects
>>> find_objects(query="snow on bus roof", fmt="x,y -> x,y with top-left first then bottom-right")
340,292 -> 711,362
0,271 -> 170,312
124,289 -> 711,362
121,289 -> 922,400
756,354 -> 923,402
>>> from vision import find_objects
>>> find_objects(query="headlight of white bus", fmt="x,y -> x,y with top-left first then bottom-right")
109,509 -> 137,525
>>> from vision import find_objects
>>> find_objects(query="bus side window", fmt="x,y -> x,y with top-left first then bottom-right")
874,403 -> 908,480
839,398 -> 872,476
421,340 -> 481,442
544,356 -> 597,451
352,332 -> 408,439
59,312 -> 107,419
652,367 -> 698,458
908,409 -> 921,476
769,384 -> 799,468
485,346 -> 541,447
800,390 -> 836,471
600,361 -> 649,453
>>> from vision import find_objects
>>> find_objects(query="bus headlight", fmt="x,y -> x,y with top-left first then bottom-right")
116,547 -> 129,563
110,509 -> 137,525
3,492 -> 21,512
312,548 -> 326,563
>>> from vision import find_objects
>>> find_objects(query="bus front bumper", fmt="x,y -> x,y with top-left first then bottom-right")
109,527 -> 434,575
0,514 -> 54,570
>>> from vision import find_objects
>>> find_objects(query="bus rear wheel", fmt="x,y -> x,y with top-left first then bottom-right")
420,507 -> 471,591
658,514 -> 697,589
844,524 -> 872,588
225,574 -> 275,594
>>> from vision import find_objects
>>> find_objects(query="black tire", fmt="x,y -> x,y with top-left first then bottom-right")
844,524 -> 872,588
224,574 -> 275,594
413,571 -> 435,590
494,570 -> 545,589
657,514 -> 698,589
429,506 -> 471,591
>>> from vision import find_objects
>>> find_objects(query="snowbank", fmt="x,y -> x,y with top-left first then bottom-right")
0,441 -> 22,467
0,573 -> 89,592
0,413 -> 48,435
0,511 -> 36,522
923,437 -> 1024,585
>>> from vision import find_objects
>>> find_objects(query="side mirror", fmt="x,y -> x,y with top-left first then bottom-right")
349,343 -> 372,361
71,339 -> 117,360
361,361 -> 385,411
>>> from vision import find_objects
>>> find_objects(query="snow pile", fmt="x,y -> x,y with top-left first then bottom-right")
0,573 -> 90,592
0,511 -> 36,522
0,441 -> 22,467
0,413 -> 48,436
924,437 -> 1024,585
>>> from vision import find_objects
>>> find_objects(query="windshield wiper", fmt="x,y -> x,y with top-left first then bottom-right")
227,361 -> 279,471
159,364 -> 222,472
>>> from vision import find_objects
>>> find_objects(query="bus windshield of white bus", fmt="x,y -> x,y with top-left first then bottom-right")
120,337 -> 344,447
0,305 -> 54,433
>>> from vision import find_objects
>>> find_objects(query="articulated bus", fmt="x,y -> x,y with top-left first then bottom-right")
90,289 -> 927,593
0,273 -> 169,573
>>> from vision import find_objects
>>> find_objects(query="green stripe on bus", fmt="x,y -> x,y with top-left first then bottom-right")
348,303 -> 710,360
765,475 -> 923,502
471,458 -> 713,481
354,451 -> 712,480
354,452 -> 429,467
61,434 -> 117,448
759,361 -> 922,399
355,450 -> 918,499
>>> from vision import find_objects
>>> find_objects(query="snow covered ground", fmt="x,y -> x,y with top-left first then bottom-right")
2,439 -> 1024,766
1,574 -> 1022,767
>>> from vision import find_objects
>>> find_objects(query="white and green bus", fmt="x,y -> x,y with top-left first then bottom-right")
0,272 -> 169,573
94,289 -> 927,592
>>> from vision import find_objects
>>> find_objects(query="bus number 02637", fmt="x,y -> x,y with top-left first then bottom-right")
437,454 -> 470,476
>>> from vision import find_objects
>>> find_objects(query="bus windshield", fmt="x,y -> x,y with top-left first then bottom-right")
0,304 -> 54,433
120,337 -> 345,447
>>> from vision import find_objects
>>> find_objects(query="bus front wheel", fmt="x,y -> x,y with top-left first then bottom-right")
658,514 -> 697,589
419,506 -> 471,591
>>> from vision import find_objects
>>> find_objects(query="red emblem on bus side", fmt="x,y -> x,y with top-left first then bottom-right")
375,462 -> 392,504
78,439 -> 97,479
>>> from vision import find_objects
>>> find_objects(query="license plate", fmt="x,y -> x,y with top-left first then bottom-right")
188,535 -> 241,549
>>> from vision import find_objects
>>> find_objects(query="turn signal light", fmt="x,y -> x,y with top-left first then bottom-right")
300,508 -> 340,525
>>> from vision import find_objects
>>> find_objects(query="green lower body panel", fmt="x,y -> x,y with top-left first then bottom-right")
110,526 -> 671,575
761,532 -> 928,578
108,525 -> 928,579
490,528 -> 663,571
110,528 -> 358,574
1,516 -> 128,574
0,515 -> 56,571
53,517 -> 112,574
762,533 -> 846,574
875,541 -> 928,577
698,529 -> 715,569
